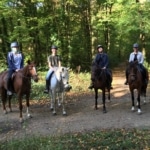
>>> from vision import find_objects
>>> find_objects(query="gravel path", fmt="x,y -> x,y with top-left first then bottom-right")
0,68 -> 150,141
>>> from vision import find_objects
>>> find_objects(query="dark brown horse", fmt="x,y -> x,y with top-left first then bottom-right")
0,61 -> 38,122
91,64 -> 112,113
127,61 -> 148,114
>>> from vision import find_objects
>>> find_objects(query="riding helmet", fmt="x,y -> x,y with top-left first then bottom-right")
97,45 -> 103,49
51,45 -> 58,50
10,42 -> 19,48
133,43 -> 139,48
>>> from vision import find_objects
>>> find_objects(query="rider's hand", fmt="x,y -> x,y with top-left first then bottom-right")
102,67 -> 106,69
15,69 -> 19,72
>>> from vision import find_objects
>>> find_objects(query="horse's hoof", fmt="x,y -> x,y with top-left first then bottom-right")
58,104 -> 61,107
131,107 -> 135,112
137,109 -> 142,115
50,107 -> 54,111
103,110 -> 107,113
53,112 -> 57,116
63,112 -> 67,116
20,118 -> 24,123
27,114 -> 32,118
143,100 -> 146,105
3,110 -> 7,114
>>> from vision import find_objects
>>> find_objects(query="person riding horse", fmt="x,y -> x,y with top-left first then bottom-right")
124,43 -> 148,85
44,45 -> 62,94
88,44 -> 113,89
7,42 -> 24,95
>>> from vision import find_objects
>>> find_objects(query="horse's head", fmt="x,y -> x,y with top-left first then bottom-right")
91,64 -> 103,80
26,61 -> 39,82
128,61 -> 138,81
56,67 -> 72,91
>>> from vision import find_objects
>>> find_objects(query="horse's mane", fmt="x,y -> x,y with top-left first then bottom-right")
91,64 -> 105,80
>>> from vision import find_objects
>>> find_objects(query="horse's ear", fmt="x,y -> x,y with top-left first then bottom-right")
67,67 -> 70,71
27,60 -> 31,64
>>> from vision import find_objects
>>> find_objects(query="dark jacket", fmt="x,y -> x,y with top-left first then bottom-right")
94,53 -> 109,68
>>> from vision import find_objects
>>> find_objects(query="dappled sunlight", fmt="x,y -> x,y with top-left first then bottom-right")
111,85 -> 129,97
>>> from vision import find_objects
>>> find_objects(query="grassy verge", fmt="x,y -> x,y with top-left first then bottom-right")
0,129 -> 150,150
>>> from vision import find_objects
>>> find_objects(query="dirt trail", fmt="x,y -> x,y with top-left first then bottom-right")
0,66 -> 150,141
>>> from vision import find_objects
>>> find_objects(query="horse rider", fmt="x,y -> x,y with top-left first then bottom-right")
44,45 -> 62,93
124,43 -> 148,85
88,44 -> 113,89
7,42 -> 24,95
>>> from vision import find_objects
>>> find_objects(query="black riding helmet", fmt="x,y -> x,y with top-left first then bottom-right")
133,43 -> 138,48
51,45 -> 58,50
97,45 -> 103,49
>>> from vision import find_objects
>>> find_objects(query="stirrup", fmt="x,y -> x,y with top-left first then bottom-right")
88,85 -> 94,89
110,86 -> 113,89
43,89 -> 49,94
124,81 -> 128,85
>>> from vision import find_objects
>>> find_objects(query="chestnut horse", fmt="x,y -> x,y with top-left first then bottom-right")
127,61 -> 148,114
0,61 -> 38,122
91,64 -> 112,113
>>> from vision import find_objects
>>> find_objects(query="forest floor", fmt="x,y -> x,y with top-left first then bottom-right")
0,64 -> 150,142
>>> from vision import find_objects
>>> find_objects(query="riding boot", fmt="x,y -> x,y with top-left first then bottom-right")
43,80 -> 49,94
7,78 -> 12,95
88,81 -> 94,89
124,79 -> 128,85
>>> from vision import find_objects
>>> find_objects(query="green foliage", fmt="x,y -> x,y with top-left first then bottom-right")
0,129 -> 150,150
0,0 -> 150,71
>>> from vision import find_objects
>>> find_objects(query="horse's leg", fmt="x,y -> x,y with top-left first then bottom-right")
107,89 -> 111,102
8,95 -> 12,112
52,91 -> 57,115
94,88 -> 98,110
137,90 -> 142,114
49,90 -> 54,110
131,90 -> 135,111
26,93 -> 32,118
1,89 -> 7,114
102,89 -> 107,113
57,92 -> 61,107
61,92 -> 67,115
18,95 -> 23,123
143,87 -> 147,104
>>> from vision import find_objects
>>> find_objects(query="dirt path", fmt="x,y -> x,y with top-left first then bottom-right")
0,67 -> 150,141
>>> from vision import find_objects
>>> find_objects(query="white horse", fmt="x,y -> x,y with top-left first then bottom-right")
49,67 -> 72,115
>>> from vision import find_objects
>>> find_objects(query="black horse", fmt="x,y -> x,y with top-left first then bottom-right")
127,61 -> 149,114
91,64 -> 113,113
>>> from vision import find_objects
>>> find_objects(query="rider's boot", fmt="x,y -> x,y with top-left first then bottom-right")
43,80 -> 49,94
124,79 -> 128,85
88,82 -> 94,89
7,78 -> 12,95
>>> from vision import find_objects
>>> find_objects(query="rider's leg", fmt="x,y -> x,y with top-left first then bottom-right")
124,68 -> 129,85
7,70 -> 14,95
44,69 -> 53,93
88,79 -> 94,89
139,64 -> 148,84
107,69 -> 113,89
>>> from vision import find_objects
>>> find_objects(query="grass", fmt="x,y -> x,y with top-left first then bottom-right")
0,129 -> 150,150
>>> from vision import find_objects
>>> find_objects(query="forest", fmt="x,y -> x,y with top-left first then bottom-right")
0,0 -> 150,71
